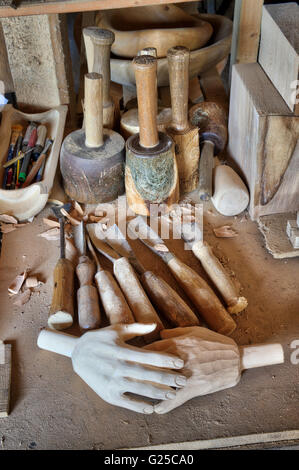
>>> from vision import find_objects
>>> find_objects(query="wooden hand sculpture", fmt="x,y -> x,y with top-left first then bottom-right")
145,326 -> 284,414
37,323 -> 186,414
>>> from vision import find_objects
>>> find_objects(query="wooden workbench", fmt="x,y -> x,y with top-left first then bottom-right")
0,200 -> 298,450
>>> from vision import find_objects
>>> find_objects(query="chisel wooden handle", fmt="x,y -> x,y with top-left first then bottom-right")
113,257 -> 163,342
192,241 -> 248,314
133,55 -> 159,148
48,258 -> 74,331
94,270 -> 135,325
198,140 -> 214,201
83,27 -> 115,129
22,153 -> 46,188
76,255 -> 101,330
167,256 -> 236,336
141,271 -> 200,327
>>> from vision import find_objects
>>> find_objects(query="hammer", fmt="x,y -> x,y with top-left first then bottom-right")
60,73 -> 125,203
83,27 -> 115,129
166,46 -> 200,194
48,203 -> 74,331
125,54 -> 179,216
189,102 -> 227,201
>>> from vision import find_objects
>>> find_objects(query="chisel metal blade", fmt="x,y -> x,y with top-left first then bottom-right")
73,221 -> 86,257
180,220 -> 203,249
86,224 -> 121,264
101,224 -> 146,275
131,216 -> 173,263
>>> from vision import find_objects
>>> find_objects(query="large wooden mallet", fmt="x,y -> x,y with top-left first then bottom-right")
166,46 -> 200,194
189,102 -> 227,201
83,27 -> 115,129
60,73 -> 125,203
125,55 -> 179,216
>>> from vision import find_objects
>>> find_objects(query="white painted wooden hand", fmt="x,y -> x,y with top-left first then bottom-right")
145,326 -> 242,414
37,323 -> 186,414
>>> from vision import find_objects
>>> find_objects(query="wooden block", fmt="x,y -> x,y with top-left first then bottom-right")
228,63 -> 299,220
286,220 -> 299,249
1,14 -> 75,113
258,213 -> 299,259
259,3 -> 299,115
0,342 -> 11,417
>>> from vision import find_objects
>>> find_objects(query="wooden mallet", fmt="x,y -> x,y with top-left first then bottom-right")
125,54 -> 179,216
83,27 -> 115,129
60,73 -> 125,203
189,101 -> 227,201
166,46 -> 200,194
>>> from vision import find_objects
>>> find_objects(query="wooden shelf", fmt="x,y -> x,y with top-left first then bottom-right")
0,0 -> 197,18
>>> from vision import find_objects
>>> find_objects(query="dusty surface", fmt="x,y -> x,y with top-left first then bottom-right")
0,199 -> 298,450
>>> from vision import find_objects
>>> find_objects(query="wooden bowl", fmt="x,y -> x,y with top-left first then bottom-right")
108,14 -> 233,88
96,5 -> 213,59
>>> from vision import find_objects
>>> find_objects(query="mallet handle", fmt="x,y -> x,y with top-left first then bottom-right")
133,55 -> 159,148
167,46 -> 190,132
83,27 -> 114,110
84,73 -> 103,148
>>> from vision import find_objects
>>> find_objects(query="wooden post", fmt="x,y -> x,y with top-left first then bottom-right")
230,0 -> 264,80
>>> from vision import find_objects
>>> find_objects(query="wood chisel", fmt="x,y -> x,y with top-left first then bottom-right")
180,219 -> 248,314
101,223 -> 200,327
132,216 -> 236,336
48,203 -> 75,331
73,221 -> 101,330
87,224 -> 163,342
86,235 -> 135,326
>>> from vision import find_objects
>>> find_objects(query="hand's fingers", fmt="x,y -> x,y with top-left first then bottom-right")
122,362 -> 187,388
154,388 -> 190,414
118,395 -> 154,414
123,379 -> 176,401
160,327 -> 199,340
117,323 -> 158,341
116,344 -> 184,369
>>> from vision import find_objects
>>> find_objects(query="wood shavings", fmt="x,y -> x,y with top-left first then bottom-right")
43,218 -> 60,228
24,276 -> 42,289
13,289 -> 31,307
0,214 -> 18,224
38,228 -> 60,240
60,208 -> 81,226
8,271 -> 27,295
213,226 -> 238,238
154,244 -> 169,252
73,201 -> 84,216
89,215 -> 104,223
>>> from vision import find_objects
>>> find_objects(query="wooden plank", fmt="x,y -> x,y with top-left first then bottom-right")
0,0 -> 198,18
258,3 -> 299,115
0,342 -> 11,417
228,63 -> 299,220
230,0 -> 264,75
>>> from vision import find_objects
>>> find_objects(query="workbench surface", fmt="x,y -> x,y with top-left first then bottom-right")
0,201 -> 298,450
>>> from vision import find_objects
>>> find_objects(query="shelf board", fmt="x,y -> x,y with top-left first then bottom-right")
0,0 -> 197,18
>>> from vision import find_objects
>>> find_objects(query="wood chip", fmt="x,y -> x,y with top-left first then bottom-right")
38,228 -> 60,240
24,276 -> 40,289
213,226 -> 238,238
13,289 -> 31,307
43,218 -> 60,228
8,271 -> 27,295
89,215 -> 104,223
0,214 -> 18,224
60,208 -> 81,226
154,244 -> 169,252
73,201 -> 84,216
0,224 -> 16,233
